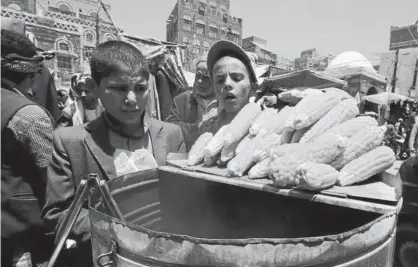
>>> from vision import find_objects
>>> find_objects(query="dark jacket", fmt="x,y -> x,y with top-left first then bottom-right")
42,115 -> 185,242
166,90 -> 199,150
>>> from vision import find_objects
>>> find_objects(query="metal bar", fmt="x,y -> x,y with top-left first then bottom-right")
95,176 -> 124,220
46,179 -> 91,267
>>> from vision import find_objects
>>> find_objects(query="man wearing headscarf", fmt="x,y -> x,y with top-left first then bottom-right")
166,56 -> 218,151
56,73 -> 104,127
1,29 -> 55,267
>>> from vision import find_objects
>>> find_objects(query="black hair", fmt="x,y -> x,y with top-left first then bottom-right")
1,29 -> 37,58
90,40 -> 150,85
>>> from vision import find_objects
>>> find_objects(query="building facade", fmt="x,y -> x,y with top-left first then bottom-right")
1,0 -> 121,90
242,36 -> 294,71
294,48 -> 335,71
166,0 -> 243,72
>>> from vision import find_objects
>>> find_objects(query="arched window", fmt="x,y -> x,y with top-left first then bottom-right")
195,19 -> 205,35
58,2 -> 72,12
104,34 -> 116,42
192,39 -> 201,54
59,42 -> 70,51
89,11 -> 100,18
182,15 -> 192,31
84,31 -> 95,43
203,41 -> 210,55
198,5 -> 205,16
8,3 -> 21,11
209,23 -> 217,38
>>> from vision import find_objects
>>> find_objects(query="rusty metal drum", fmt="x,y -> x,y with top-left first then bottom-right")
89,168 -> 398,267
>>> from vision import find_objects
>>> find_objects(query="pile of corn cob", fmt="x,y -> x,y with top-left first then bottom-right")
187,88 -> 396,191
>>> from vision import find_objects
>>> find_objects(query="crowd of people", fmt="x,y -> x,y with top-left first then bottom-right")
1,27 -> 260,267
2,25 -> 418,267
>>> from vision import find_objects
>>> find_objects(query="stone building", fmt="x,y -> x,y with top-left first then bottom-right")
294,48 -> 335,72
323,51 -> 387,113
242,36 -> 294,71
1,0 -> 121,90
166,0 -> 243,72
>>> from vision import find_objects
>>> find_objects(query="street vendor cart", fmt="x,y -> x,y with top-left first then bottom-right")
46,154 -> 402,267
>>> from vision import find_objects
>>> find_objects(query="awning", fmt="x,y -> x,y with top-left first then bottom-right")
192,39 -> 201,45
231,28 -> 240,35
203,41 -> 210,47
209,23 -> 217,29
361,92 -> 411,105
263,69 -> 348,90
196,19 -> 205,25
183,15 -> 192,21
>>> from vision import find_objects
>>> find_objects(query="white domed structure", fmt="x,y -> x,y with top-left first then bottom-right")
327,51 -> 376,74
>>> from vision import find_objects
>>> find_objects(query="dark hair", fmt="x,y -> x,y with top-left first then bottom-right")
1,29 -> 37,57
90,40 -> 150,85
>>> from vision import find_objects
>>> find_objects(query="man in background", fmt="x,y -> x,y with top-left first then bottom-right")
167,56 -> 218,151
1,28 -> 55,267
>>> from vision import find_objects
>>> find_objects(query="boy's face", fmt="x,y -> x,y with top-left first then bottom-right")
97,66 -> 149,124
212,56 -> 252,113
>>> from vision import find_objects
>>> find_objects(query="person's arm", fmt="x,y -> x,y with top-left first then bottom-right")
166,98 -> 199,150
10,105 -> 55,181
42,131 -> 91,243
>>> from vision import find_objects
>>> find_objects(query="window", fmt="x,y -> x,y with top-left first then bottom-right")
209,26 -> 217,38
89,11 -> 99,18
203,42 -> 210,54
83,46 -> 94,60
211,9 -> 216,16
192,40 -> 201,54
223,14 -> 228,23
85,32 -> 95,43
182,36 -> 189,44
183,18 -> 192,31
105,34 -> 116,42
57,55 -> 72,70
8,3 -> 21,11
198,6 -> 205,16
196,21 -> 205,35
59,42 -> 70,51
58,3 -> 72,12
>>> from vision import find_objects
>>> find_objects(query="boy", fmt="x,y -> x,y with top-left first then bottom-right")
204,40 -> 259,133
42,40 -> 185,266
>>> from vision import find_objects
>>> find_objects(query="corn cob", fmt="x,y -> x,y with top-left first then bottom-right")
283,93 -> 319,130
278,88 -> 323,105
223,102 -> 262,146
235,134 -> 254,154
188,132 -> 213,166
281,129 -> 295,144
291,92 -> 341,130
409,118 -> 418,152
227,151 -> 256,177
331,126 -> 386,170
226,130 -> 273,177
315,116 -> 378,142
273,106 -> 295,135
249,108 -> 278,136
269,134 -> 347,186
248,158 -> 271,179
253,132 -> 282,162
321,88 -> 353,100
337,146 -> 395,186
299,98 -> 359,143
294,162 -> 339,191
291,127 -> 310,143
221,132 -> 251,162
203,155 -> 217,166
204,124 -> 229,157
269,143 -> 305,159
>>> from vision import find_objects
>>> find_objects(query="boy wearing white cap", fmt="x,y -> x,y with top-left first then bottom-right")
202,40 -> 258,133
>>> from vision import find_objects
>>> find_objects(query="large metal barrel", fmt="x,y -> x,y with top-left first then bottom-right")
89,168 -> 397,267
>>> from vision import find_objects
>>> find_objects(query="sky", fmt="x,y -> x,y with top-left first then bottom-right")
106,0 -> 418,59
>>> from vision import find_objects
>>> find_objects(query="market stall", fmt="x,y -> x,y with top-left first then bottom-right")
46,88 -> 404,267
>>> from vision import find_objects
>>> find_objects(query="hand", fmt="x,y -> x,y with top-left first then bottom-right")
61,104 -> 74,119
198,116 -> 216,133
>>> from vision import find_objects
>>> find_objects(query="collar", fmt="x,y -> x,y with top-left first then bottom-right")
103,112 -> 152,139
